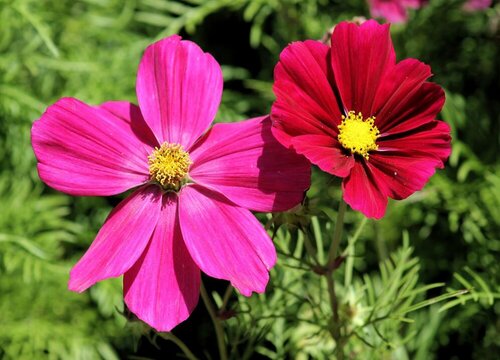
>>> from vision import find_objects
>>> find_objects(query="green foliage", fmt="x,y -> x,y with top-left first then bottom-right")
0,0 -> 498,358
0,176 -> 131,359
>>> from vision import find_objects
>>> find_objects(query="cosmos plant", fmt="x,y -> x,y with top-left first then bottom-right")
29,14 -> 455,359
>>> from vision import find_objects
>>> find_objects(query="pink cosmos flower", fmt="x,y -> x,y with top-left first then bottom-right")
463,0 -> 492,11
368,0 -> 427,23
271,20 -> 451,219
31,35 -> 310,331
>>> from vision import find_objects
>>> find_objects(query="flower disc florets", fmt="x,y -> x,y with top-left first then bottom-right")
148,143 -> 192,190
337,111 -> 380,159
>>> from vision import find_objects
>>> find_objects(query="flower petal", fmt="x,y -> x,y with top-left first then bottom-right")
178,185 -> 276,296
124,193 -> 200,332
463,0 -> 492,12
368,153 -> 443,201
377,120 -> 451,167
99,101 -> 159,149
271,40 -> 341,147
369,0 -> 408,23
189,116 -> 310,212
32,98 -> 151,196
378,83 -> 445,137
291,134 -> 354,177
330,20 -> 396,116
402,0 -> 426,9
136,35 -> 223,149
372,59 -> 434,132
69,185 -> 162,292
342,161 -> 388,219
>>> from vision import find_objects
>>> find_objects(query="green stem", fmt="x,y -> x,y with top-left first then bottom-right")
326,272 -> 344,360
326,199 -> 347,269
344,216 -> 368,287
200,282 -> 228,360
158,332 -> 199,360
220,284 -> 233,313
375,221 -> 388,261
324,199 -> 347,359
302,227 -> 320,265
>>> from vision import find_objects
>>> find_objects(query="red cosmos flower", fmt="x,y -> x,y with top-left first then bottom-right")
271,20 -> 451,219
32,36 -> 310,331
368,0 -> 427,23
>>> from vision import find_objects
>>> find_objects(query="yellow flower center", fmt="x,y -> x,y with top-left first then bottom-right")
337,111 -> 380,160
148,143 -> 192,190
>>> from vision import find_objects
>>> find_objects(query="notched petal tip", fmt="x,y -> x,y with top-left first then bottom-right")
123,193 -> 201,333
330,18 -> 396,116
136,34 -> 223,149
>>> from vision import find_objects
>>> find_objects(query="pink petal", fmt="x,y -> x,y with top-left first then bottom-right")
377,120 -> 452,167
330,20 -> 396,116
368,0 -> 408,23
342,161 -> 389,219
99,101 -> 158,148
463,0 -> 492,11
69,185 -> 162,292
402,0 -> 427,9
136,35 -> 223,149
32,98 -> 151,196
178,185 -> 276,296
291,134 -> 354,177
124,193 -> 200,332
189,116 -> 310,212
271,40 -> 341,147
378,83 -> 445,137
372,59 -> 433,132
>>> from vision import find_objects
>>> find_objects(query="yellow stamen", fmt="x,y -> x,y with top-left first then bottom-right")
337,111 -> 380,160
148,143 -> 192,190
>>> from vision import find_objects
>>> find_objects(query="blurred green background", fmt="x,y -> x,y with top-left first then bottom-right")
0,0 -> 499,359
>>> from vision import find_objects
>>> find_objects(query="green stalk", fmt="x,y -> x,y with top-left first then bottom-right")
326,272 -> 344,360
325,199 -> 348,359
220,283 -> 233,313
200,282 -> 228,360
158,332 -> 199,360
326,199 -> 347,268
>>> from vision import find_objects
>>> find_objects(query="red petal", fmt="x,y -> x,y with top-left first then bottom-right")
377,120 -> 451,167
291,134 -> 354,177
372,59 -> 434,132
271,40 -> 341,147
378,83 -> 445,137
369,152 -> 443,200
342,161 -> 389,219
330,20 -> 396,116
